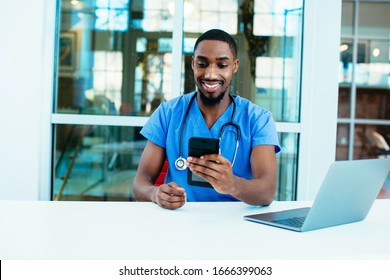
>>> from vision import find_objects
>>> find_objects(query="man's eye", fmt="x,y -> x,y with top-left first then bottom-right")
197,62 -> 207,67
219,64 -> 228,68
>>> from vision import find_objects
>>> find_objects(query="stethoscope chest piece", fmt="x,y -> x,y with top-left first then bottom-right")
175,157 -> 187,170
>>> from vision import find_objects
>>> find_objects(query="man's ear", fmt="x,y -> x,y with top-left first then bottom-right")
233,58 -> 240,73
191,55 -> 195,70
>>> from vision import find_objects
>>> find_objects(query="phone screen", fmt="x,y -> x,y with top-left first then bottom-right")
187,137 -> 219,188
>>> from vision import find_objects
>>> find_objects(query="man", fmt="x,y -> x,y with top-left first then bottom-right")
132,29 -> 280,210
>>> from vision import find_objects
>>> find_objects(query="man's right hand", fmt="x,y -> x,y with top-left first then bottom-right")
153,182 -> 186,210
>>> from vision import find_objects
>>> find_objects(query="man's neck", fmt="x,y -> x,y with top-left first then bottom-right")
197,92 -> 232,129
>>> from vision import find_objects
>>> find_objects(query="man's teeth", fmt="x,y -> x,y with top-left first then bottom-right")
204,83 -> 219,89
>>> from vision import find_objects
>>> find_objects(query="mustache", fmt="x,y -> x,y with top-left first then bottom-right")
200,78 -> 223,83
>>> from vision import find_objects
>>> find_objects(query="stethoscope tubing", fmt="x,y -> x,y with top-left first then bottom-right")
175,92 -> 240,171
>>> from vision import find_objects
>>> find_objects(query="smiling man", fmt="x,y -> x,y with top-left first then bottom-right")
132,29 -> 280,210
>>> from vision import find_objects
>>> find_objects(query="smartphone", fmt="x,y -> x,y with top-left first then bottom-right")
187,137 -> 219,188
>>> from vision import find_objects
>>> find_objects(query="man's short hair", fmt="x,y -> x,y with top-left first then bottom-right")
194,29 -> 237,58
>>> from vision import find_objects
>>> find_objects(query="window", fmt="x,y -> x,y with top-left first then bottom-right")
53,0 -> 305,201
337,0 -> 390,161
338,0 -> 390,198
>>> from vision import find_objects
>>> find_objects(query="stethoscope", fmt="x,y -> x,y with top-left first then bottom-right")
175,92 -> 241,171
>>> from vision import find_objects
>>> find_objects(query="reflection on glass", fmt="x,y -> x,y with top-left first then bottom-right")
253,0 -> 302,122
355,39 -> 390,88
183,0 -> 303,122
275,132 -> 298,201
53,124 -> 146,201
339,39 -> 353,84
184,0 -> 238,33
338,85 -> 350,118
336,124 -> 349,161
356,87 -> 390,120
341,1 -> 354,36
253,0 -> 302,37
57,0 -> 174,116
353,124 -> 390,160
358,2 -> 390,38
57,0 -> 303,119
95,1 -> 129,31
139,0 -> 174,31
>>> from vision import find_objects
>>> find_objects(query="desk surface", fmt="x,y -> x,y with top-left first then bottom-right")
1,200 -> 389,260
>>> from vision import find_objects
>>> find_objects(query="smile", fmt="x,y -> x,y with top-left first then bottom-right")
201,80 -> 223,92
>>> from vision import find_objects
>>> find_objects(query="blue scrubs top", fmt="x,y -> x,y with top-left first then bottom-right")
140,92 -> 281,202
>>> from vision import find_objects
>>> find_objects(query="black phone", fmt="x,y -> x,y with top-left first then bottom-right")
187,137 -> 219,188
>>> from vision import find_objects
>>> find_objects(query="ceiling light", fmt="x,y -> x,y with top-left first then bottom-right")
340,44 -> 348,52
372,48 -> 380,57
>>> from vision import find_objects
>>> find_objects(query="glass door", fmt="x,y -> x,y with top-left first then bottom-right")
338,0 -> 390,198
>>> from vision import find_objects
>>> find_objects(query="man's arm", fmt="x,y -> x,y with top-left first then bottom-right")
186,145 -> 277,205
132,141 -> 186,209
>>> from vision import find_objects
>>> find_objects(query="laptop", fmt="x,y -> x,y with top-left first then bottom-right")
244,158 -> 390,232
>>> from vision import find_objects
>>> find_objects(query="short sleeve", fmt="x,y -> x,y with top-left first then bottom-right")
251,110 -> 281,154
140,104 -> 168,149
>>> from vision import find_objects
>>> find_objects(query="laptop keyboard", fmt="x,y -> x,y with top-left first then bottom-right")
272,216 -> 306,228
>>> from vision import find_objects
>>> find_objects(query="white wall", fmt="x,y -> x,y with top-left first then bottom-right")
298,0 -> 342,199
0,0 -> 54,200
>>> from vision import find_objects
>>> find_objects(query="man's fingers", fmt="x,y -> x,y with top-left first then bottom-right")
155,183 -> 186,210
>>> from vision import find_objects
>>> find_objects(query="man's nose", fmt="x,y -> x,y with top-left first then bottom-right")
205,65 -> 218,79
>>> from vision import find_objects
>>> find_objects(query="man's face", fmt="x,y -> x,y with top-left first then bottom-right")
192,40 -> 239,106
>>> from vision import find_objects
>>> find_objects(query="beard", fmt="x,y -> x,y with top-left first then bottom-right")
197,87 -> 226,107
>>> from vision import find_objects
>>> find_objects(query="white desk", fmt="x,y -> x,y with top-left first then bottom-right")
1,200 -> 389,260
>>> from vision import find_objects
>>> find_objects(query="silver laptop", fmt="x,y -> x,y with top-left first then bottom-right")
244,159 -> 390,232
